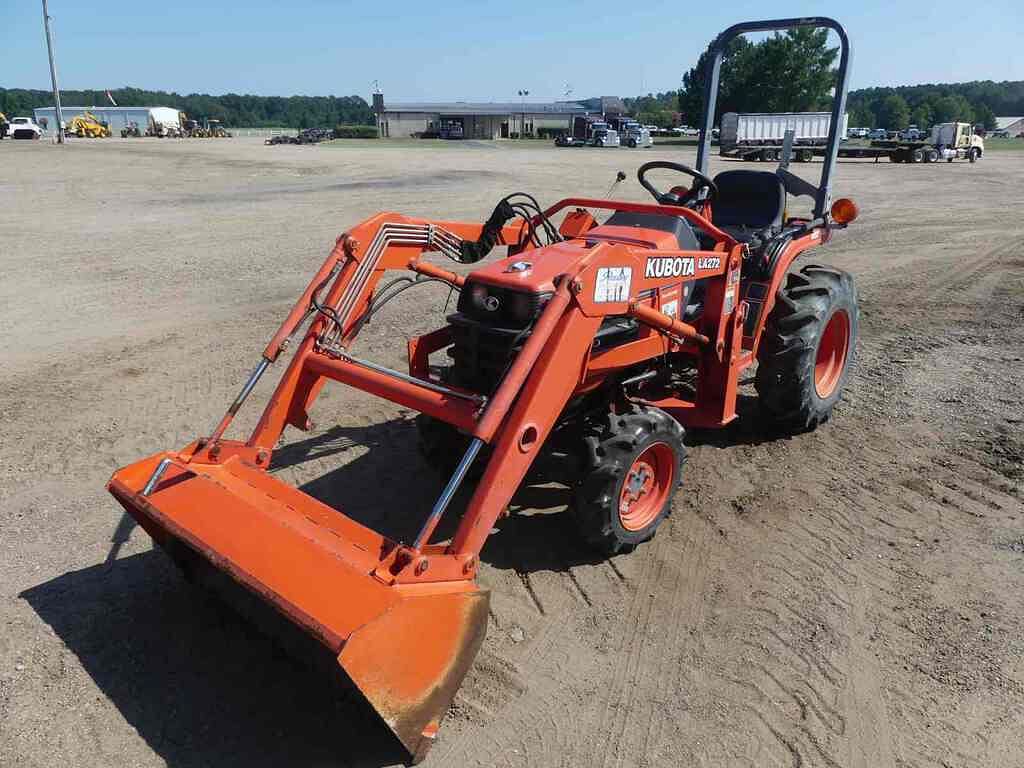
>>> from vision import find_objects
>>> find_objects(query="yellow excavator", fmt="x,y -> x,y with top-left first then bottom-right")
68,111 -> 112,138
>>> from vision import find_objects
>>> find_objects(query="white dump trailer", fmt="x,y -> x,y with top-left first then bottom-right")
147,107 -> 183,137
719,111 -> 849,162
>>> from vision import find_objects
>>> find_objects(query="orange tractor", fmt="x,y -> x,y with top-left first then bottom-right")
109,17 -> 857,764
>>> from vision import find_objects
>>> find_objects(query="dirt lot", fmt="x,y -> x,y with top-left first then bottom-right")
1,137 -> 1022,768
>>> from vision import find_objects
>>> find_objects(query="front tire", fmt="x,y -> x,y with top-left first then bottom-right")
415,414 -> 488,479
573,405 -> 685,555
755,265 -> 858,433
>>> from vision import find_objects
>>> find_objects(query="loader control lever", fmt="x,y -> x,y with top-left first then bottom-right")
638,161 -> 718,208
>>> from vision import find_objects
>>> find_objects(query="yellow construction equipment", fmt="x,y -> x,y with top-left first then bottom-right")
68,111 -> 111,138
205,119 -> 232,137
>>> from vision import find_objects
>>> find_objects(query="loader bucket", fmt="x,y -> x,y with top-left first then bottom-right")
108,449 -> 489,764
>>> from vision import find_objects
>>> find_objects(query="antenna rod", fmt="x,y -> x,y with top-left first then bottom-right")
41,0 -> 65,143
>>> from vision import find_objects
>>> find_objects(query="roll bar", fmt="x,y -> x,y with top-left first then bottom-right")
696,17 -> 852,220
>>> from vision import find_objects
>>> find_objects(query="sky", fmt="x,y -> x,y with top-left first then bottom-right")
2,1 -> 1022,103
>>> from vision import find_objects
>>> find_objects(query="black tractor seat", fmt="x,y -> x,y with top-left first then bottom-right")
711,170 -> 786,244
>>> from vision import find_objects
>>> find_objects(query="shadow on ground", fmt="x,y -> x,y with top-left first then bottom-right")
20,552 -> 408,768
270,419 -> 612,571
270,420 -> 441,545
267,405 -> 781,569
684,392 -> 782,449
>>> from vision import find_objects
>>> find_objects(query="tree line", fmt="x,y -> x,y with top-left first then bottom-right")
666,29 -> 1021,131
5,40 -> 1021,134
0,87 -> 374,128
845,84 -> 1017,131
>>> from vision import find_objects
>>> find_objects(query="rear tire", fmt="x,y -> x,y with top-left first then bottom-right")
969,147 -> 980,163
911,148 -> 924,163
755,265 -> 858,433
573,405 -> 685,555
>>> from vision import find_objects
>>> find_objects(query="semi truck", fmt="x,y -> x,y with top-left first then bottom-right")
608,116 -> 653,148
866,122 -> 984,163
719,111 -> 847,162
555,116 -> 620,147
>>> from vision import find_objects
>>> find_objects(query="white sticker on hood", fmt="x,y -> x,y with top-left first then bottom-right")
594,266 -> 632,303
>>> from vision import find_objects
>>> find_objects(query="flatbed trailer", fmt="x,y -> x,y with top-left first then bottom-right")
731,140 -> 982,164
722,143 -> 823,162
724,118 -> 983,165
837,142 -> 981,164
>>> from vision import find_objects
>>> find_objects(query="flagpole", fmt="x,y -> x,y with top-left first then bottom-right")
41,0 -> 65,143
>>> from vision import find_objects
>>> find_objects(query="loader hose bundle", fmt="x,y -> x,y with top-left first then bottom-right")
458,199 -> 516,263
457,193 -> 561,263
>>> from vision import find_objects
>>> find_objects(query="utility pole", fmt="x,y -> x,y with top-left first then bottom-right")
518,89 -> 529,139
42,0 -> 65,143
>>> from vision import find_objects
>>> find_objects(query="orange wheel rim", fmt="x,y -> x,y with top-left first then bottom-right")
619,442 -> 674,531
815,309 -> 851,398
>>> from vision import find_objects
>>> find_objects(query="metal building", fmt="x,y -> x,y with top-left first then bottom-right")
373,97 -> 592,139
995,116 -> 1024,136
31,105 -> 175,134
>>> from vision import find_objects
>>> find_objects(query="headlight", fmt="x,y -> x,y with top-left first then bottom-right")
470,283 -> 490,310
460,282 -> 553,328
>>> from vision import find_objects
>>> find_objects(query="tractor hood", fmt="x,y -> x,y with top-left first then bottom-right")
467,240 -> 590,293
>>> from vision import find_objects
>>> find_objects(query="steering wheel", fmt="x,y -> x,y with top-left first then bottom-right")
637,161 -> 718,208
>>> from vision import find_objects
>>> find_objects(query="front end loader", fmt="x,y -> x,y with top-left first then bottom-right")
109,17 -> 858,764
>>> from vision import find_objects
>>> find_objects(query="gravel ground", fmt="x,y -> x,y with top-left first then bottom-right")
1,136 -> 1022,768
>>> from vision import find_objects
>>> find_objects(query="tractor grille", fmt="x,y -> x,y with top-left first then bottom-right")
448,283 -> 552,393
447,316 -> 526,394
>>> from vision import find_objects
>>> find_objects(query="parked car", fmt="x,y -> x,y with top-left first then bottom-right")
847,127 -> 869,139
296,127 -> 333,144
554,134 -> 586,147
9,116 -> 42,140
868,128 -> 888,140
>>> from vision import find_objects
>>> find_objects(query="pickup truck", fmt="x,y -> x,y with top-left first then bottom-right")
9,116 -> 42,139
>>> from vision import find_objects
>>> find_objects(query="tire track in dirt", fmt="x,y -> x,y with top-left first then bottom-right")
864,233 -> 1020,310
606,523 -> 712,768
581,532 -> 678,766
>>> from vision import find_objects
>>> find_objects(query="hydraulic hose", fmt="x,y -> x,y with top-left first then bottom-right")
458,200 -> 516,263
